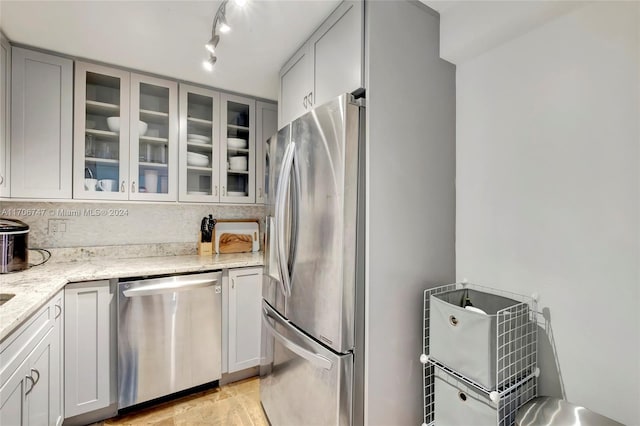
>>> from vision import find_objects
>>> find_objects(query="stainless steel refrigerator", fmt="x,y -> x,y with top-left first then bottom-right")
260,94 -> 365,425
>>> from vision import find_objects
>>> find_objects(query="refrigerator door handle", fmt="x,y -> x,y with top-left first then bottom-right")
275,141 -> 296,297
288,146 -> 301,288
266,216 -> 287,296
262,306 -> 333,370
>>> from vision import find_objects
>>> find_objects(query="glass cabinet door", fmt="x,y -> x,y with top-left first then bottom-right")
129,74 -> 178,201
178,84 -> 220,202
73,62 -> 130,200
220,94 -> 255,204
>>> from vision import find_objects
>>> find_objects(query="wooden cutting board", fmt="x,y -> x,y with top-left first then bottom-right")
218,233 -> 253,253
214,220 -> 260,254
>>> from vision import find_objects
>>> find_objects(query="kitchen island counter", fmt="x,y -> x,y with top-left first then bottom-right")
0,251 -> 264,341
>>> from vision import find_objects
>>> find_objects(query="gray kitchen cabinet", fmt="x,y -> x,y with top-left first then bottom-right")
255,101 -> 277,204
74,62 -> 179,201
49,292 -> 64,426
0,292 -> 63,426
278,47 -> 311,127
0,34 -> 10,197
10,47 -> 73,199
227,267 -> 263,373
278,1 -> 363,127
178,83 -> 222,202
219,93 -> 256,204
64,281 -> 114,419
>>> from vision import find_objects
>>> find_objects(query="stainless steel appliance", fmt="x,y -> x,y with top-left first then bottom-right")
117,271 -> 222,409
0,218 -> 29,273
261,94 -> 365,425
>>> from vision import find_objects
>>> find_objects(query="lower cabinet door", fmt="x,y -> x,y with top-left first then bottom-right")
64,281 -> 113,418
228,267 -> 263,373
0,362 -> 27,426
25,335 -> 52,426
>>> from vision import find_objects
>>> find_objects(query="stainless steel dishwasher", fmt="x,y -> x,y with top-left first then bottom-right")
117,271 -> 222,409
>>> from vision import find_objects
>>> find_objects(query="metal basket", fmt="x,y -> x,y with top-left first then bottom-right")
420,282 -> 538,426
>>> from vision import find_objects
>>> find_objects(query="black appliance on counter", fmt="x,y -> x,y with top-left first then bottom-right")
0,218 -> 29,273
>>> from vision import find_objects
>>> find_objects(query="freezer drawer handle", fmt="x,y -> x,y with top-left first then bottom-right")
262,308 -> 333,370
123,278 -> 219,297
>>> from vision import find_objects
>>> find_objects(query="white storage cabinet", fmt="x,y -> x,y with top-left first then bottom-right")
10,47 -> 73,199
225,267 -> 263,373
73,62 -> 178,201
0,291 -> 64,426
64,280 -> 114,419
278,1 -> 363,127
220,93 -> 256,204
178,83 -> 221,202
0,34 -> 10,197
255,101 -> 277,204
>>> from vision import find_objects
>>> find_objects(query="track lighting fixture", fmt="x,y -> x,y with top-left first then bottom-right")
202,0 -> 247,71
205,35 -> 220,54
202,55 -> 217,72
218,13 -> 231,33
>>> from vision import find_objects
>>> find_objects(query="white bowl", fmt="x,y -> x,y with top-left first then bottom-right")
138,120 -> 148,136
229,156 -> 248,171
187,154 -> 209,167
106,117 -> 121,133
228,138 -> 247,149
106,117 -> 147,136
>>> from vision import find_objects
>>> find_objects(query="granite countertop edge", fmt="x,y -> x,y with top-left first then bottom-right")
0,252 -> 264,342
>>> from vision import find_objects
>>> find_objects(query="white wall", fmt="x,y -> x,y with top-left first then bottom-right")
456,2 -> 639,424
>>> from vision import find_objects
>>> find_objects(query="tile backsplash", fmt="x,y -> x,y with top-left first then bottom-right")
1,201 -> 265,251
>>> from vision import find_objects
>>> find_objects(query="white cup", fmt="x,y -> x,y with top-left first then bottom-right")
144,170 -> 158,193
97,179 -> 116,192
84,178 -> 97,191
160,176 -> 168,193
229,156 -> 248,171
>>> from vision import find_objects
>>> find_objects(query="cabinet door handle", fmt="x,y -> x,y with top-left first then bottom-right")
303,95 -> 307,109
131,181 -> 136,193
25,375 -> 36,396
258,187 -> 262,198
0,175 -> 3,185
222,186 -> 226,196
214,185 -> 218,196
308,91 -> 313,106
232,278 -> 235,289
121,181 -> 126,192
54,304 -> 62,319
30,368 -> 40,386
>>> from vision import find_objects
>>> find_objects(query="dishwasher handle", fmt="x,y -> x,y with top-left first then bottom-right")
123,277 -> 219,297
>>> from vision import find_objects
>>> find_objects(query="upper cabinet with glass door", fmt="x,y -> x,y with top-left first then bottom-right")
129,74 -> 178,201
74,62 -> 130,200
73,63 -> 178,201
179,84 -> 220,202
220,94 -> 255,204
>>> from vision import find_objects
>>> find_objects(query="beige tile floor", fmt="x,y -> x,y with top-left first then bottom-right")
100,376 -> 269,426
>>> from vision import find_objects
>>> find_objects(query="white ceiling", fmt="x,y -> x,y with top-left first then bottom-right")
0,0 -> 340,101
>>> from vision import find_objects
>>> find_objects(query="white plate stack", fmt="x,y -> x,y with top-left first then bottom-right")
187,134 -> 211,144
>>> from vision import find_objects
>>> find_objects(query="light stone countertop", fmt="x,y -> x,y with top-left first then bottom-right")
0,251 -> 264,342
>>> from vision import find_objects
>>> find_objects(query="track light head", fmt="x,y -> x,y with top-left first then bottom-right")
218,14 -> 231,33
203,55 -> 217,72
205,35 -> 220,54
